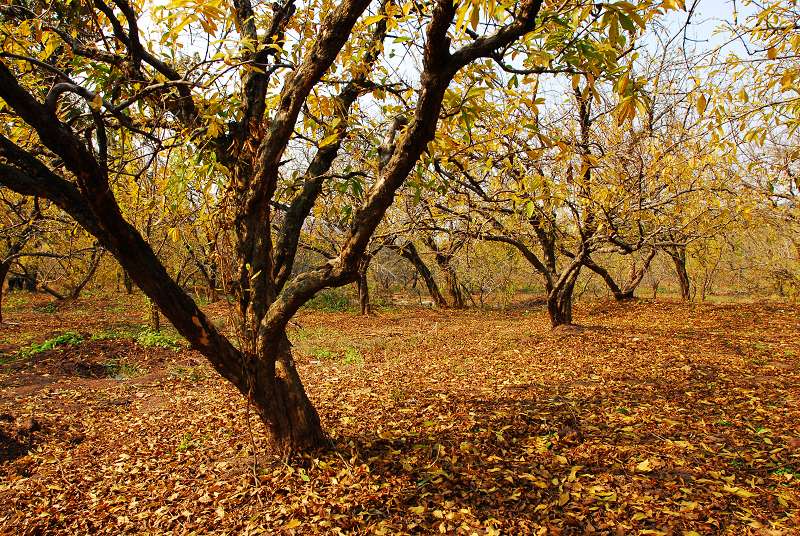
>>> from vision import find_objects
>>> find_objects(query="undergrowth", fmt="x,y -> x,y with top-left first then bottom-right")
15,331 -> 84,360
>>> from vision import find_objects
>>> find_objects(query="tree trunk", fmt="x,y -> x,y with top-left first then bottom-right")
443,265 -> 465,308
583,257 -> 626,301
0,261 -> 9,324
208,259 -> 219,302
584,249 -> 656,302
123,270 -> 133,294
393,241 -> 448,308
357,258 -> 371,315
668,248 -> 691,301
547,285 -> 574,327
149,299 -> 160,331
251,333 -> 326,454
619,249 -> 657,300
546,267 -> 581,328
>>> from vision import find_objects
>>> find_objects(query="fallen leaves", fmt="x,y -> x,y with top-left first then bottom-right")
0,296 -> 799,534
636,459 -> 654,473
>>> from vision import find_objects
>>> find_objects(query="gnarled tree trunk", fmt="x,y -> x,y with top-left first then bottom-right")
251,333 -> 326,453
0,0 -> 546,456
442,262 -> 465,309
546,266 -> 581,328
666,246 -> 690,301
391,240 -> 448,308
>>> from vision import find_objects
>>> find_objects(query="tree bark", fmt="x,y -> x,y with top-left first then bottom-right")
357,257 -> 371,315
0,261 -> 9,324
667,247 -> 691,301
442,263 -> 465,309
149,298 -> 160,331
123,270 -> 133,294
0,0 -> 545,456
547,279 -> 576,327
546,264 -> 582,328
251,333 -> 326,453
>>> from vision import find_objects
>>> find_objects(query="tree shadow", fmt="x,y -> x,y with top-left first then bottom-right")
0,429 -> 27,463
314,352 -> 796,533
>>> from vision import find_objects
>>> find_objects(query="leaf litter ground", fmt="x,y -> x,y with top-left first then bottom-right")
0,294 -> 798,534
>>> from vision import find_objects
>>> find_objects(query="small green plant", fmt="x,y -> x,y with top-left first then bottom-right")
17,331 -> 83,358
104,359 -> 141,379
310,347 -> 337,361
105,303 -> 127,313
308,345 -> 363,365
177,432 -> 195,452
3,293 -> 27,310
342,346 -> 363,365
135,329 -> 184,350
771,466 -> 800,478
304,290 -> 351,312
33,302 -> 58,314
90,325 -> 141,341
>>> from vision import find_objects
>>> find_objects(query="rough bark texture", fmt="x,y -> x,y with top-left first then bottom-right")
443,265 -> 465,308
546,265 -> 581,328
251,333 -> 326,454
424,237 -> 464,309
123,270 -> 133,294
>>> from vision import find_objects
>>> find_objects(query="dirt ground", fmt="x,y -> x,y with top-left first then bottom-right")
1,292 -> 799,534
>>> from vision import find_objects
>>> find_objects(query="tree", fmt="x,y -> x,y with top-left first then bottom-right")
0,0 -> 564,453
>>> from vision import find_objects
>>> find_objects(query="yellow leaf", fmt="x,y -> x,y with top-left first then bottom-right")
696,93 -> 707,116
207,121 -> 221,137
767,46 -> 778,60
284,519 -> 301,529
662,0 -> 685,10
722,485 -> 757,498
318,132 -> 340,147
558,492 -> 570,506
363,14 -> 385,26
409,505 -> 425,514
636,459 -> 653,473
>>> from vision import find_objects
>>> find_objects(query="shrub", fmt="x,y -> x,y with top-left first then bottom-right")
304,289 -> 351,312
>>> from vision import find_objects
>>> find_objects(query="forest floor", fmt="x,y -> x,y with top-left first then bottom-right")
0,292 -> 799,535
